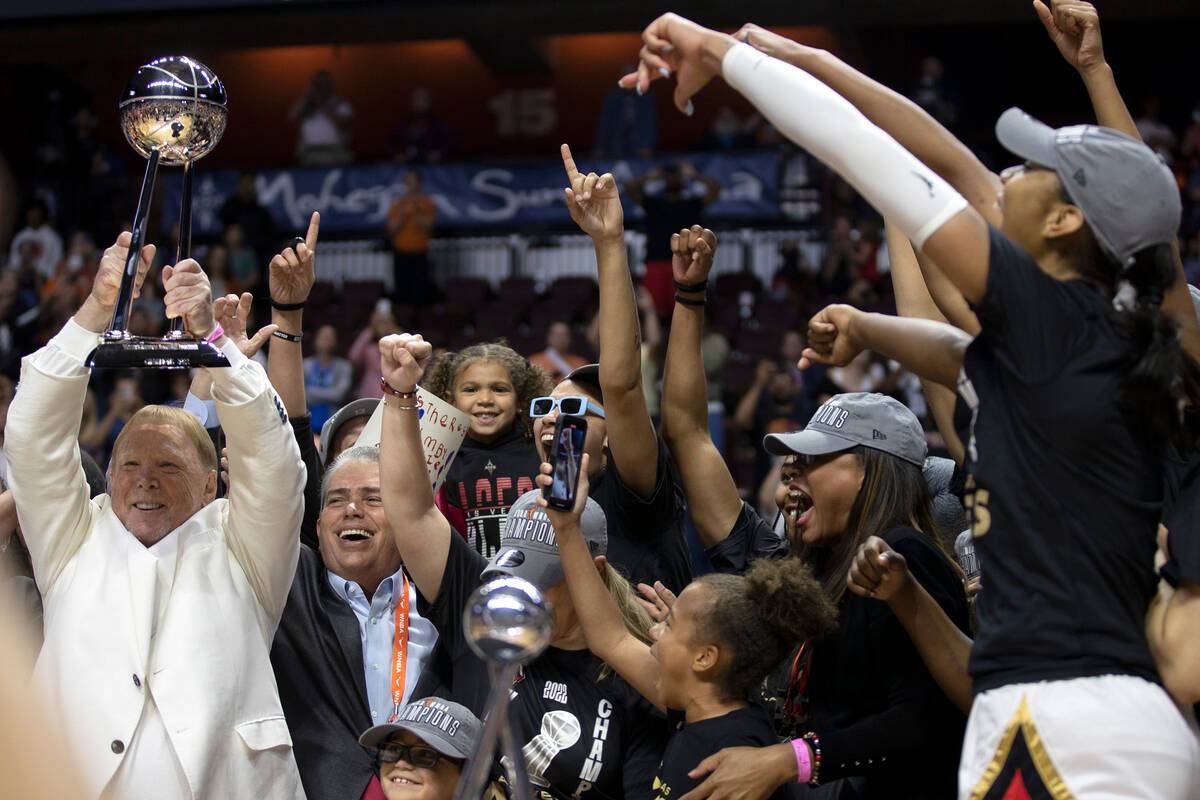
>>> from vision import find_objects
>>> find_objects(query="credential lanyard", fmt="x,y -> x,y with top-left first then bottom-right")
388,571 -> 411,722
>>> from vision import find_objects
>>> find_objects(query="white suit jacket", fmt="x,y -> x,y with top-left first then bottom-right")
6,318 -> 307,799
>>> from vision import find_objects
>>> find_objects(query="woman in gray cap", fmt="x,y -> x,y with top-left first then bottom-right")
615,7 -> 1200,798
359,696 -> 482,800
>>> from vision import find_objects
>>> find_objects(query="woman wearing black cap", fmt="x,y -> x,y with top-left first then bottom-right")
616,8 -> 1200,798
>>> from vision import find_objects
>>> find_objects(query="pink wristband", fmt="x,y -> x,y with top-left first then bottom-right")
205,323 -> 224,343
791,738 -> 812,783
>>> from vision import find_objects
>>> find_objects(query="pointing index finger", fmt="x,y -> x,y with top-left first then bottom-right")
561,143 -> 581,182
305,211 -> 321,252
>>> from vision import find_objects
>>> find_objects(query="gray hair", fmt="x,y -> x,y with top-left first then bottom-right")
320,445 -> 381,507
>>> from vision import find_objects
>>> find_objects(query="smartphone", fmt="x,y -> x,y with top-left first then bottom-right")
544,414 -> 587,510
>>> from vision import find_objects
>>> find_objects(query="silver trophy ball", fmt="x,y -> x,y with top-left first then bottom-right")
464,577 -> 553,666
119,56 -> 227,165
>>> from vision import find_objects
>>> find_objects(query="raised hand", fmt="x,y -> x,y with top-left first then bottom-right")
213,292 -> 277,357
379,332 -> 432,392
269,211 -> 319,306
847,535 -> 910,601
1034,0 -> 1106,74
799,303 -> 865,370
732,23 -> 802,62
635,580 -> 677,624
617,13 -> 734,116
162,258 -> 215,337
670,225 -> 718,287
77,232 -> 156,332
561,144 -> 624,241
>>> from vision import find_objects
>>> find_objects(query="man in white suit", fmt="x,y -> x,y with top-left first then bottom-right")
5,233 -> 307,799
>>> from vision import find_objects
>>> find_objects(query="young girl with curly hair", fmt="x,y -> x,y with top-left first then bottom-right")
422,341 -> 553,557
541,453 -> 838,800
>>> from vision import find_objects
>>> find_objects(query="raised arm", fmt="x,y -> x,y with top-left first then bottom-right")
267,212 -> 319,418
537,457 -> 664,711
847,537 -> 973,713
561,144 -> 660,495
7,234 -> 153,590
729,24 -> 1001,226
801,304 -> 970,391
659,227 -> 743,548
885,223 -> 970,464
378,333 -> 452,603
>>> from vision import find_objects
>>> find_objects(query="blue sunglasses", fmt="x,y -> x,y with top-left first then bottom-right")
529,395 -> 605,419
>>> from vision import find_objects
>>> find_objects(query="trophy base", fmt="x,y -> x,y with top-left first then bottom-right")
87,335 -> 230,369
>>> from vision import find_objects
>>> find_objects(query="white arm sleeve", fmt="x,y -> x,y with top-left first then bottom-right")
722,42 -> 968,248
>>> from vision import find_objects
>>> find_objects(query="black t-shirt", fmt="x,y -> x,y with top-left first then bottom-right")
705,501 -> 789,575
421,534 -> 669,800
961,225 -> 1162,693
445,429 -> 543,559
762,527 -> 968,799
1161,446 -> 1200,588
655,706 -> 794,800
588,437 -> 691,593
640,194 -> 707,261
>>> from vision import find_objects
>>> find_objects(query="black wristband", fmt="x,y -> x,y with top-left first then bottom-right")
271,329 -> 303,343
270,297 -> 306,311
673,278 -> 708,293
675,293 -> 706,307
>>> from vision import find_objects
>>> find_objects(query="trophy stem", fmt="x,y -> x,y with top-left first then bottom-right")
454,663 -> 522,800
108,148 -> 161,336
497,699 -> 536,800
167,160 -> 194,336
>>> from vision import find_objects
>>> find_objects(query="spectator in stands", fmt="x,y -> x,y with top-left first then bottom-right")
594,68 -> 658,158
224,223 -> 260,295
733,355 -> 816,491
1134,96 -> 1177,161
219,172 -> 276,258
625,162 -> 720,318
8,199 -> 62,281
390,87 -> 452,165
6,232 -> 305,798
304,324 -> 352,432
289,69 -> 354,166
908,56 -> 958,130
349,299 -> 400,400
60,230 -> 98,279
696,105 -> 753,150
0,269 -> 36,380
529,320 -> 588,384
386,171 -> 437,306
357,697 -> 482,800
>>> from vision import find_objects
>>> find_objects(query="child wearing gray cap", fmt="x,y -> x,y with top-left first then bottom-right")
359,696 -> 482,800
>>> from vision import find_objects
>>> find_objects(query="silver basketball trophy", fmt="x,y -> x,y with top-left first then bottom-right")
87,56 -> 230,369
455,576 -> 552,800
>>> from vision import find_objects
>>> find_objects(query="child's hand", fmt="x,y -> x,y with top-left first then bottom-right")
561,144 -> 624,242
535,453 -> 591,537
380,332 -> 432,391
670,224 -> 717,287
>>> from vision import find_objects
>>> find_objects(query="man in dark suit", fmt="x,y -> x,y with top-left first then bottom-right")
271,444 -> 442,800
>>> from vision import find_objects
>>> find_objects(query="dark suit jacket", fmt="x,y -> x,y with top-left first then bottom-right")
273,546 -> 445,800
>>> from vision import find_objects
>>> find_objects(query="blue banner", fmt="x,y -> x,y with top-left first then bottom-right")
165,152 -> 780,235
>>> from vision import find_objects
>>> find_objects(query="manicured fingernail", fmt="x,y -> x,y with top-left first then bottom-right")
658,67 -> 670,79
662,43 -> 674,52
636,82 -> 645,97
742,31 -> 750,42
684,100 -> 694,116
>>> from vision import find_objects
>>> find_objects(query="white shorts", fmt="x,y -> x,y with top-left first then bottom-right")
959,675 -> 1199,799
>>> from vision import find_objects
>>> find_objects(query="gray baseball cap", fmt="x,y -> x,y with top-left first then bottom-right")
995,107 -> 1181,265
483,489 -> 607,589
319,398 -> 379,466
764,392 -> 926,466
358,696 -> 482,760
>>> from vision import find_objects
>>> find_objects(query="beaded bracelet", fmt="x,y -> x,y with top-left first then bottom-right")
802,731 -> 822,787
380,377 -> 418,400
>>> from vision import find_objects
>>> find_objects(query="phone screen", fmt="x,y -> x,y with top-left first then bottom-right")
547,417 -> 586,508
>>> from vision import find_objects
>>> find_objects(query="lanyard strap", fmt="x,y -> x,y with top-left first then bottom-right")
388,571 -> 411,722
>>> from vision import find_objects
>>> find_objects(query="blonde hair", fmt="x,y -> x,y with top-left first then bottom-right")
110,405 -> 218,474
596,564 -> 655,680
